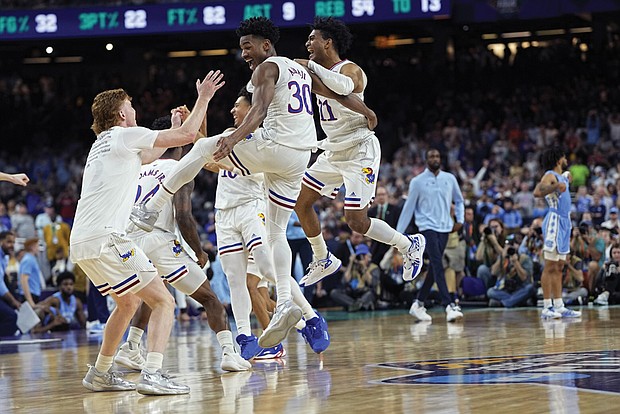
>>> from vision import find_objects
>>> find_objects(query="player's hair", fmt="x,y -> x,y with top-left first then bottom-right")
152,115 -> 172,131
236,17 -> 280,44
91,88 -> 131,135
540,147 -> 565,171
238,86 -> 253,103
311,17 -> 353,56
56,271 -> 76,285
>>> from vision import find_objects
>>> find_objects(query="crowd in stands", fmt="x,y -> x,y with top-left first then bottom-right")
2,35 -> 620,331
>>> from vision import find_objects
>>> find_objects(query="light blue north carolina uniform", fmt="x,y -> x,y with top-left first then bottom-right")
542,171 -> 571,256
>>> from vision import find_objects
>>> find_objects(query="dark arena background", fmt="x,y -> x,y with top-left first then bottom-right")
1,1 -> 620,413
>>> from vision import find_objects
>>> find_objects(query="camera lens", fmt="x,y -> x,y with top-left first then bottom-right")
484,227 -> 492,235
507,247 -> 516,256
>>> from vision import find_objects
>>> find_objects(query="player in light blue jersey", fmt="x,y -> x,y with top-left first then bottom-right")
534,147 -> 581,319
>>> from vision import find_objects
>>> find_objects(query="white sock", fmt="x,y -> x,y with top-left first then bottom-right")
554,298 -> 565,309
145,352 -> 164,372
366,218 -> 410,251
543,299 -> 552,309
308,234 -> 328,260
127,326 -> 144,350
217,330 -> 235,354
94,354 -> 114,373
295,319 -> 307,330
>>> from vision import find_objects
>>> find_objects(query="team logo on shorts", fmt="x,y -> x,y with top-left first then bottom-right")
368,350 -> 620,395
243,133 -> 254,141
258,212 -> 266,225
119,249 -> 135,262
362,167 -> 375,184
172,240 -> 184,257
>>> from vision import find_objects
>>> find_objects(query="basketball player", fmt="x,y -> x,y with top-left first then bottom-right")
533,147 -> 581,319
213,89 -> 329,359
71,70 -> 224,395
114,113 -> 251,373
130,17 -> 373,349
293,17 -> 425,287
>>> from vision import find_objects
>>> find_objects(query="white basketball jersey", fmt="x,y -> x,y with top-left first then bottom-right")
249,56 -> 317,150
133,158 -> 177,234
215,170 -> 265,210
315,60 -> 373,151
71,126 -> 157,244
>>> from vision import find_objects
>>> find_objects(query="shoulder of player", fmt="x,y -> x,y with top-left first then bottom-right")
252,60 -> 279,83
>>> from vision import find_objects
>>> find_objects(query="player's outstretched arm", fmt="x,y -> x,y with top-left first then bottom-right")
0,172 -> 29,186
174,180 -> 208,267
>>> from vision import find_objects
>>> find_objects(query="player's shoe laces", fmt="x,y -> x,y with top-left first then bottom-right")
221,350 -> 253,371
82,365 -> 136,392
299,312 -> 330,354
409,300 -> 432,321
137,369 -> 190,395
258,300 -> 303,348
254,344 -> 286,360
556,307 -> 582,318
235,334 -> 261,360
446,303 -> 463,322
114,342 -> 145,371
402,234 -> 426,281
541,306 -> 562,319
299,252 -> 342,286
129,202 -> 159,232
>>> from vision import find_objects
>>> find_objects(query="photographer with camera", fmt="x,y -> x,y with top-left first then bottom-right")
593,242 -> 620,305
486,235 -> 535,308
330,243 -> 380,312
518,218 -> 545,281
475,218 -> 506,290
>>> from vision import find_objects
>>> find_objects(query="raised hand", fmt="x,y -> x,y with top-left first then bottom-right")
196,70 -> 225,101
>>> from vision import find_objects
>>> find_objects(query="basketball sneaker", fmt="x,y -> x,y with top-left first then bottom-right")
129,202 -> 159,232
594,291 -> 610,306
409,300 -> 432,322
299,252 -> 342,287
137,369 -> 190,395
402,234 -> 426,281
446,303 -> 463,322
258,300 -> 303,348
235,334 -> 261,360
556,307 -> 582,318
221,350 -> 253,371
82,365 -> 136,392
114,342 -> 145,371
541,306 -> 562,319
299,312 -> 330,354
254,344 -> 286,360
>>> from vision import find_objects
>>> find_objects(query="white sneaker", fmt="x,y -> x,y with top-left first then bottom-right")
556,307 -> 582,318
541,306 -> 562,319
446,304 -> 463,322
114,342 -> 145,371
409,300 -> 432,321
221,350 -> 252,372
137,369 -> 190,395
299,252 -> 342,286
402,234 -> 426,281
594,291 -> 610,306
129,202 -> 159,232
82,365 -> 136,392
258,300 -> 303,348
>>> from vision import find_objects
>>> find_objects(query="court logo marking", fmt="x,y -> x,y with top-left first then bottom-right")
368,350 -> 620,395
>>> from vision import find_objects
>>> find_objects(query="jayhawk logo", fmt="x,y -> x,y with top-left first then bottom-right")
172,240 -> 184,257
243,133 -> 254,141
120,249 -> 135,262
362,167 -> 375,184
258,212 -> 266,225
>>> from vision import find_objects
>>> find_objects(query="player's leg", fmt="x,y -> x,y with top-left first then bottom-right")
115,302 -> 150,371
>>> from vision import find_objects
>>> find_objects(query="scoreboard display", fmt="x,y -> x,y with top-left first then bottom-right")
0,0 -> 451,41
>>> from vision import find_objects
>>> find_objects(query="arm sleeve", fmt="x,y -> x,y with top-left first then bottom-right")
452,175 -> 465,224
120,127 -> 158,153
396,178 -> 418,233
308,60 -> 355,95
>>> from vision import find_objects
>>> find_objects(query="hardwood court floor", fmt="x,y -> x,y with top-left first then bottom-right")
1,305 -> 620,414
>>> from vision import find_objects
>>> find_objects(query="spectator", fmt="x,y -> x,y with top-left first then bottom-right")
11,203 -> 36,239
330,243 -> 380,312
602,207 -> 620,233
32,271 -> 86,332
368,185 -> 401,266
500,198 -> 523,235
593,243 -> 620,306
475,218 -> 506,290
487,234 -> 535,308
17,237 -> 43,307
562,253 -> 588,306
0,231 -> 21,336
